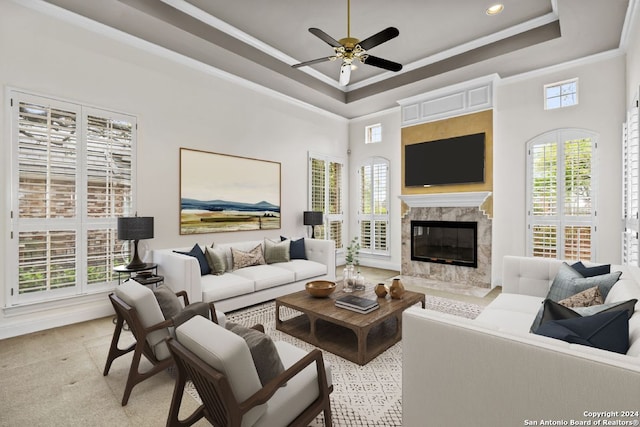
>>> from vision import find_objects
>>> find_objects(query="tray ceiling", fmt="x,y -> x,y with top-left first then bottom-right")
38,0 -> 632,118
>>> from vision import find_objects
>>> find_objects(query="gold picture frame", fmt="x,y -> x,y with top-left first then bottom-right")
179,148 -> 281,234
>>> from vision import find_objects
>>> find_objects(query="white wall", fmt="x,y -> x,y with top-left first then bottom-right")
1,0 -> 636,338
0,0 -> 347,338
627,5 -> 640,106
348,109 -> 402,272
492,54 -> 627,284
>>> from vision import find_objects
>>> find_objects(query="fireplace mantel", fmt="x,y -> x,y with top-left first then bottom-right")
399,192 -> 491,208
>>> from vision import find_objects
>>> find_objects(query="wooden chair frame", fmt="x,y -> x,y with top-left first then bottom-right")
165,333 -> 333,427
103,289 -> 218,406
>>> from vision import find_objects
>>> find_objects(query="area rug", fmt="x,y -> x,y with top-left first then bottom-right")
184,295 -> 482,426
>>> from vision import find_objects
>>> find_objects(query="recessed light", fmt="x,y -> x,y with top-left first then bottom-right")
486,4 -> 504,15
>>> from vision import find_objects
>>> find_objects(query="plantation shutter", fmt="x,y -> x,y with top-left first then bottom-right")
9,91 -> 136,305
623,93 -> 640,265
327,162 -> 343,248
85,112 -> 134,286
527,130 -> 596,261
310,158 -> 326,212
308,153 -> 344,249
359,164 -> 373,250
562,137 -> 593,260
358,157 -> 389,254
16,100 -> 80,298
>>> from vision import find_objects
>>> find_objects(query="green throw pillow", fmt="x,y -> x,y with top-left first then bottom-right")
225,321 -> 285,386
153,285 -> 183,320
264,238 -> 290,264
205,245 -> 227,275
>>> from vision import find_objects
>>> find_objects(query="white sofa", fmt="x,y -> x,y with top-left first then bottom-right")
153,238 -> 335,312
402,256 -> 640,427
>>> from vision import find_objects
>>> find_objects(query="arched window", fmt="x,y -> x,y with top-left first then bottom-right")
526,129 -> 597,260
358,157 -> 390,254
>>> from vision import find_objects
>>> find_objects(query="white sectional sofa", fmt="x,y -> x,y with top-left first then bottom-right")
402,256 -> 640,427
153,238 -> 335,312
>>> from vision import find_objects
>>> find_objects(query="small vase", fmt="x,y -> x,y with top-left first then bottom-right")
354,271 -> 366,291
343,264 -> 355,292
374,283 -> 388,298
389,278 -> 405,299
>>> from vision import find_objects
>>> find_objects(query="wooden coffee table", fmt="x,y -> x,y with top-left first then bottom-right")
275,284 -> 425,365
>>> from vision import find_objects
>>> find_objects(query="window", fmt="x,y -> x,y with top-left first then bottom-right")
623,94 -> 640,265
309,153 -> 344,248
544,79 -> 578,110
365,123 -> 382,144
358,157 -> 390,254
8,90 -> 136,306
526,129 -> 597,260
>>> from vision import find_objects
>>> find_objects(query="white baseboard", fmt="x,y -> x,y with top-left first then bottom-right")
350,259 -> 401,272
0,299 -> 114,340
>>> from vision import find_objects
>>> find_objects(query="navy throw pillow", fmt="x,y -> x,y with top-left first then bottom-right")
534,309 -> 630,354
530,298 -> 637,333
174,244 -> 210,275
571,261 -> 611,278
280,236 -> 307,260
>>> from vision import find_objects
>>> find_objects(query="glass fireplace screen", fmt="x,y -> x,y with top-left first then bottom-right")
410,220 -> 478,268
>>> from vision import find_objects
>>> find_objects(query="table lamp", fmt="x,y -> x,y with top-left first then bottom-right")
303,211 -> 323,239
117,216 -> 154,269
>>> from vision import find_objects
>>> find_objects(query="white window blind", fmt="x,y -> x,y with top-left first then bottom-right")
308,153 -> 344,249
9,91 -> 136,306
358,157 -> 389,254
623,93 -> 640,265
527,129 -> 597,261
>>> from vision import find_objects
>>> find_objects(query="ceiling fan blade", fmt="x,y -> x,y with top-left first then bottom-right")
309,28 -> 342,48
363,55 -> 403,72
358,27 -> 399,51
292,57 -> 334,68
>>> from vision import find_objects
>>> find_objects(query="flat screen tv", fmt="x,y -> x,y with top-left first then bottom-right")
404,132 -> 485,187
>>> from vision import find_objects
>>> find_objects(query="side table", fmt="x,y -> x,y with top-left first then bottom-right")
113,263 -> 164,287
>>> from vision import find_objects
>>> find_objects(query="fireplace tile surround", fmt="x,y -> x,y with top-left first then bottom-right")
400,193 -> 492,288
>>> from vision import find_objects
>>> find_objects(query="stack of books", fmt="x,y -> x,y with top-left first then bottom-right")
335,295 -> 379,314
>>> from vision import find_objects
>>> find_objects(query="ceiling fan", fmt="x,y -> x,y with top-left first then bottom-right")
292,0 -> 403,86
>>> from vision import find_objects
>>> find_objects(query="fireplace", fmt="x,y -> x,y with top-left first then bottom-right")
411,220 -> 478,268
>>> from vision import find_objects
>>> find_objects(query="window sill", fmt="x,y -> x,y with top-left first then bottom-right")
360,251 -> 391,258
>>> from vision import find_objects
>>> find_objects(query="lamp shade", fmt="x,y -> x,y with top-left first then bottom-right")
303,211 -> 323,226
118,217 -> 154,269
117,217 -> 154,241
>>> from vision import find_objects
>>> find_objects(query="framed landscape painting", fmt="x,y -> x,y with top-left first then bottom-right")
180,148 -> 281,234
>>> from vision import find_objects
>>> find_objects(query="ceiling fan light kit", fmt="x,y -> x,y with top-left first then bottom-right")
339,62 -> 352,86
292,0 -> 402,86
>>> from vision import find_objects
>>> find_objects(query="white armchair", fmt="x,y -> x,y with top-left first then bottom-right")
166,315 -> 333,426
104,280 -> 225,405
